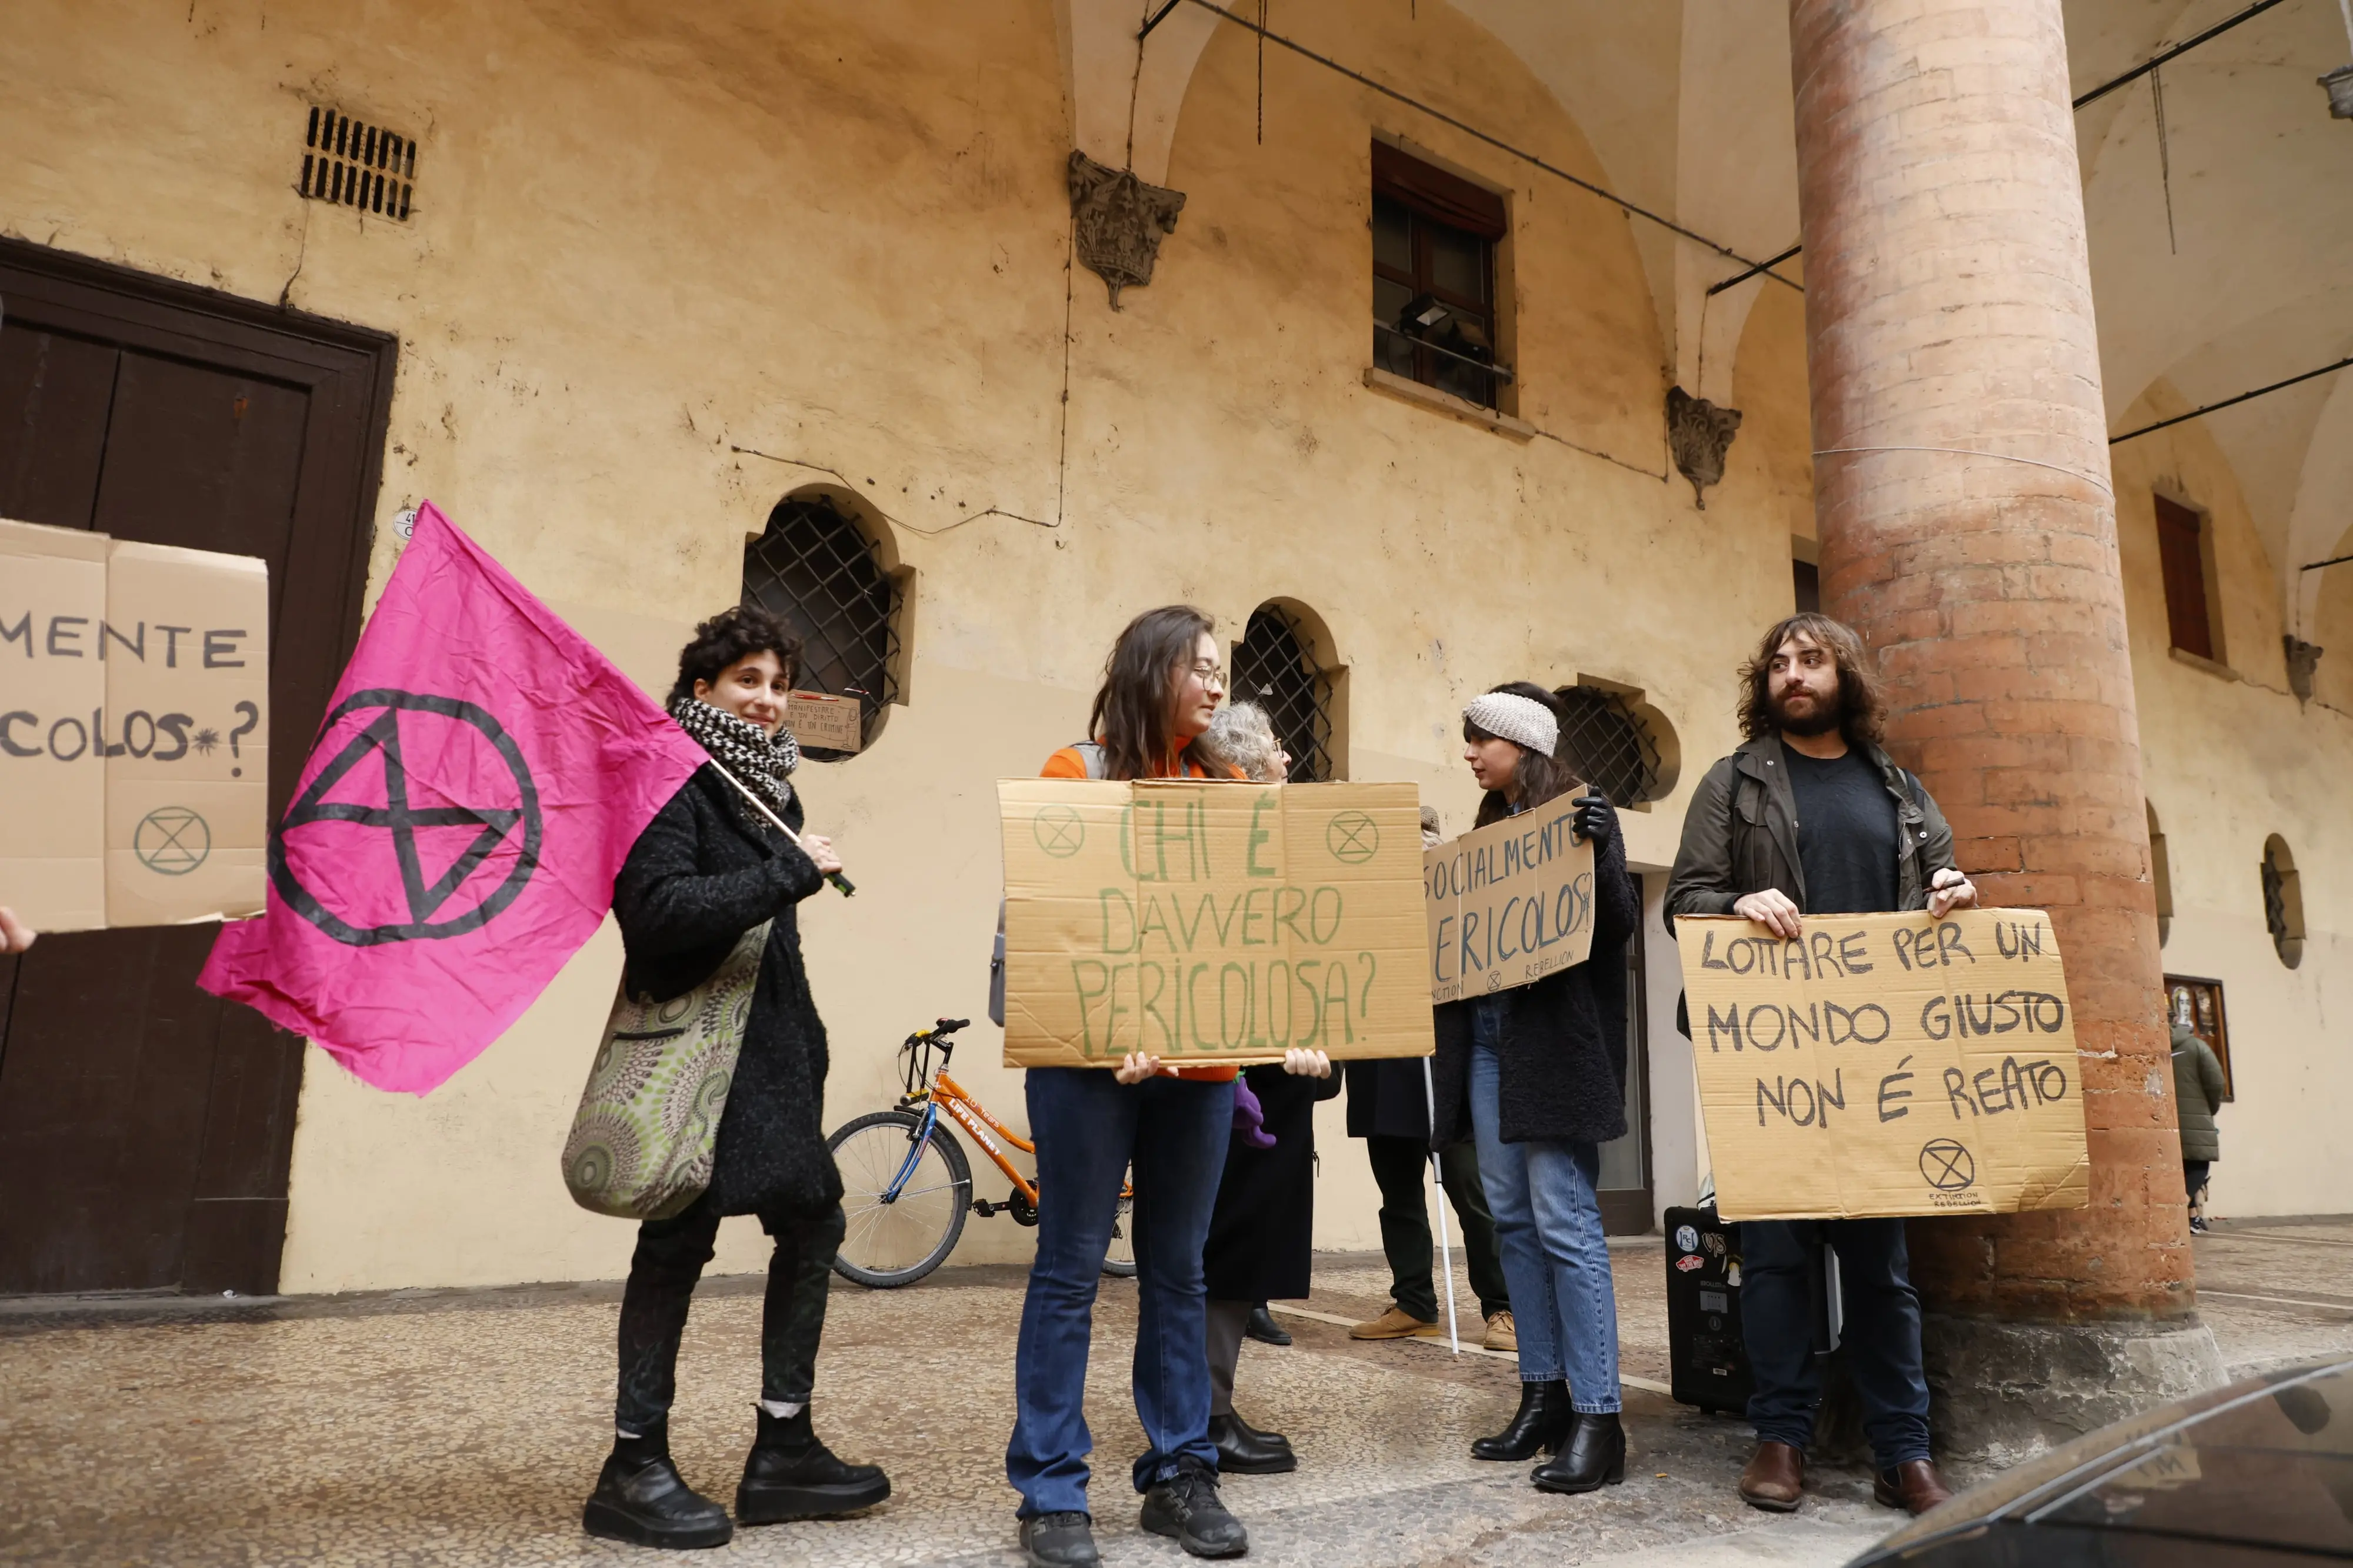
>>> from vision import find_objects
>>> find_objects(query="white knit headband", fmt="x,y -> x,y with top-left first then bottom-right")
1463,691 -> 1558,757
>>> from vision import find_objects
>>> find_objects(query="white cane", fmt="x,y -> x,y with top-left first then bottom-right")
1423,1056 -> 1462,1356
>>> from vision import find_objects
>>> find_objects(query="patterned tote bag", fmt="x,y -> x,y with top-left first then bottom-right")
562,920 -> 771,1221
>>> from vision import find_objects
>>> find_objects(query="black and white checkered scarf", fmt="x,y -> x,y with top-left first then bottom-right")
668,695 -> 797,826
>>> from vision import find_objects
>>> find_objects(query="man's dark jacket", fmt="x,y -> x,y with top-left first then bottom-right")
1664,733 -> 1958,921
1428,826 -> 1642,1150
613,764 -> 842,1218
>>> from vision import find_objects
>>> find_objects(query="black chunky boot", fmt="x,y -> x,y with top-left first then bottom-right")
583,1424 -> 734,1550
736,1404 -> 892,1524
1471,1379 -> 1573,1461
1532,1410 -> 1627,1494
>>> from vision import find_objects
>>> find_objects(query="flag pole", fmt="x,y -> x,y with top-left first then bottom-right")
1424,1055 -> 1461,1356
705,759 -> 856,896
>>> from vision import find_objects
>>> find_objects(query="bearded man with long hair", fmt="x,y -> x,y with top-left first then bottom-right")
1665,613 -> 1978,1519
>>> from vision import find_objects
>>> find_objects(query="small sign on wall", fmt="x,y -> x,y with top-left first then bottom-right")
785,689 -> 862,753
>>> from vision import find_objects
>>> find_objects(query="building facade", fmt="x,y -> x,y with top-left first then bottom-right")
0,0 -> 2343,1306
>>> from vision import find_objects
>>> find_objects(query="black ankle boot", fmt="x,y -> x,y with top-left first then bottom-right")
1244,1304 -> 1292,1346
1472,1379 -> 1573,1461
1208,1410 -> 1298,1474
1532,1411 -> 1627,1494
584,1424 -> 734,1550
736,1403 -> 892,1524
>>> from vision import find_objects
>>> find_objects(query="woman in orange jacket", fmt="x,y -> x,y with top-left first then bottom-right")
1007,605 -> 1252,1568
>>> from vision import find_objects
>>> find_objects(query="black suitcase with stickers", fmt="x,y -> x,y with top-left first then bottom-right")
1666,1206 -> 1842,1417
1664,1205 -> 1753,1414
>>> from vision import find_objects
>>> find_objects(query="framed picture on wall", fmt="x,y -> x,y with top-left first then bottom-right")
2164,975 -> 2232,1102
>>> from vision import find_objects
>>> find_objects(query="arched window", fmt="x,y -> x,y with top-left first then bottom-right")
1232,604 -> 1337,782
1552,686 -> 1664,807
2261,835 -> 2305,969
742,493 -> 902,758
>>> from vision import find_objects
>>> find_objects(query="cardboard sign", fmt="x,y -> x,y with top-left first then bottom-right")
1677,908 -> 2089,1221
785,689 -> 862,753
102,541 -> 270,926
0,518 -> 269,931
998,779 -> 1434,1068
0,520 -> 109,930
1424,791 -> 1596,1002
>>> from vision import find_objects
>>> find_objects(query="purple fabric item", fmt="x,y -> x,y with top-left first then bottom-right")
1232,1075 -> 1277,1149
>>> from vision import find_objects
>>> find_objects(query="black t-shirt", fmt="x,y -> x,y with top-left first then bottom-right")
1781,740 -> 1899,915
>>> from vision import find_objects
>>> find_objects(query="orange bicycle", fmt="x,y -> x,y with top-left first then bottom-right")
826,1017 -> 1136,1287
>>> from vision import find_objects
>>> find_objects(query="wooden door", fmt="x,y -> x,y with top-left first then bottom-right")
0,241 -> 393,1295
1597,874 -> 1655,1234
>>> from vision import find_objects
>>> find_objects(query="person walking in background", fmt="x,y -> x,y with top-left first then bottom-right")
1009,607 -> 1251,1568
1665,612 -> 1970,1517
1194,702 -> 1343,1476
1429,683 -> 1638,1495
590,606 -> 888,1551
2172,1013 -> 2227,1234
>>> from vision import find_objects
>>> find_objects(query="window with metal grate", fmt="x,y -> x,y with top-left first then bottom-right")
742,496 -> 902,759
1552,686 -> 1661,807
299,106 -> 416,221
1232,605 -> 1334,783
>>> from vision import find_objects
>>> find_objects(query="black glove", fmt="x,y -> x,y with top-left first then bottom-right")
1571,793 -> 1617,848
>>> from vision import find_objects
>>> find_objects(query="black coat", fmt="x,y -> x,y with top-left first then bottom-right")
1204,1064 -> 1343,1302
1429,828 -> 1641,1149
612,765 -> 841,1219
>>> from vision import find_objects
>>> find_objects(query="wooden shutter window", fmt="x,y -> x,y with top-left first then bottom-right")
2154,495 -> 2214,660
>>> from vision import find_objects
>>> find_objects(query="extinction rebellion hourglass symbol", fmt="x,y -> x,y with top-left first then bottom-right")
271,689 -> 544,946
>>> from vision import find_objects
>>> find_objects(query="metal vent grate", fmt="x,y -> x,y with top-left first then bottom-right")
300,106 -> 416,221
1552,685 -> 1661,806
1233,605 -> 1334,783
742,496 -> 902,760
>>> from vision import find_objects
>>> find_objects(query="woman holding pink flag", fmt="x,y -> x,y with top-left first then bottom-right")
584,605 -> 889,1551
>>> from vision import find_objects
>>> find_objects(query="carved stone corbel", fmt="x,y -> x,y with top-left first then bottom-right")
2285,635 -> 2323,700
1068,149 -> 1186,309
1667,385 -> 1743,510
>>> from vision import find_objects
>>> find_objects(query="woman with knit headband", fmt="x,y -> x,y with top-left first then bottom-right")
1427,682 -> 1642,1496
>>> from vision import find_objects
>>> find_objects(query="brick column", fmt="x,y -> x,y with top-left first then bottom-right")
1788,0 -> 2222,1452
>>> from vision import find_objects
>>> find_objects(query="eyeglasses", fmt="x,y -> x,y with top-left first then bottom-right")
1187,662 -> 1228,690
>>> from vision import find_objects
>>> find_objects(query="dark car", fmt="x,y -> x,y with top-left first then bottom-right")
1849,1356 -> 2353,1566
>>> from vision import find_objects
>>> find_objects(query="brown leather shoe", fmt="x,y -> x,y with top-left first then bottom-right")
1737,1441 -> 1805,1512
1349,1305 -> 1440,1340
1874,1459 -> 1955,1514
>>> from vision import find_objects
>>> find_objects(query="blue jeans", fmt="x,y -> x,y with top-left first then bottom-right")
1467,1007 -> 1621,1414
1006,1067 -> 1235,1518
1740,1218 -> 1931,1468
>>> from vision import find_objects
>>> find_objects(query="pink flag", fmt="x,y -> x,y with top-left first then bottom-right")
199,502 -> 708,1094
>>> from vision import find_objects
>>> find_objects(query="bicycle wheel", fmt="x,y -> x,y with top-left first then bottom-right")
1102,1180 -> 1137,1278
828,1110 -> 971,1287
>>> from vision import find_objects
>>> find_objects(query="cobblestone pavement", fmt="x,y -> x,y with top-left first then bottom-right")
3,1224 -> 2348,1567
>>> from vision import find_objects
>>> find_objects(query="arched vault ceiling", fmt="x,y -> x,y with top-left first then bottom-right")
2068,0 -> 2353,607
1071,0 -> 2353,605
